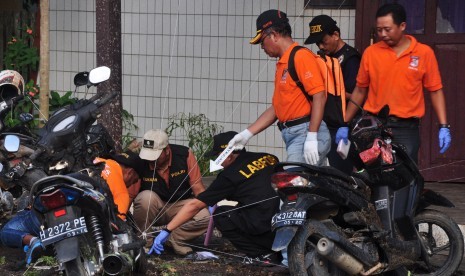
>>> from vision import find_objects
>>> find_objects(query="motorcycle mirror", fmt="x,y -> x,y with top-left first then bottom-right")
19,113 -> 34,123
88,66 -> 111,86
4,135 -> 20,153
74,71 -> 89,87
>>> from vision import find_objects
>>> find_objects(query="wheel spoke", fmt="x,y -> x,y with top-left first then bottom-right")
431,242 -> 451,254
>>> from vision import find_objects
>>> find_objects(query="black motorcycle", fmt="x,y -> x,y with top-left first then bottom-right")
3,66 -> 146,275
271,106 -> 464,275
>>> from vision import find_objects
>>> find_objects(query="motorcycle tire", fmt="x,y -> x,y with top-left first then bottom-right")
133,247 -> 148,274
288,220 -> 346,276
409,209 -> 464,275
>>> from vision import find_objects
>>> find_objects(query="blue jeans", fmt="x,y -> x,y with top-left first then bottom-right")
279,121 -> 331,266
0,210 -> 41,248
281,120 -> 331,165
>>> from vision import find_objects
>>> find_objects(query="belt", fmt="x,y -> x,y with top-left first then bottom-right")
277,115 -> 310,131
387,116 -> 420,123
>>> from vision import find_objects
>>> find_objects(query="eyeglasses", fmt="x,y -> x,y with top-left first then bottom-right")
260,32 -> 272,45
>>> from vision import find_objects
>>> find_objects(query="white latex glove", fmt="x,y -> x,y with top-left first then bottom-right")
304,132 -> 319,165
228,129 -> 253,150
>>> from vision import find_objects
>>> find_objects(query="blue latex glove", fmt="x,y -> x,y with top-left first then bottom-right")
439,127 -> 451,154
24,238 -> 45,265
208,205 -> 216,215
148,230 -> 170,255
335,127 -> 349,144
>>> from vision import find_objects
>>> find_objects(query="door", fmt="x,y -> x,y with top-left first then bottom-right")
355,0 -> 465,182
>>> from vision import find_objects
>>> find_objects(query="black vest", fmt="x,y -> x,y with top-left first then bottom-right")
140,144 -> 192,203
219,152 -> 280,234
336,44 -> 361,72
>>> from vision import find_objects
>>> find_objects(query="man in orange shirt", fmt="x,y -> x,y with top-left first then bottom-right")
228,9 -> 331,166
342,3 -> 451,163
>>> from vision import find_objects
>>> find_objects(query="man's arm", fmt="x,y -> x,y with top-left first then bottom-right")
186,150 -> 206,196
166,198 -> 207,231
309,91 -> 326,132
430,89 -> 448,124
247,105 -> 278,135
345,86 -> 368,123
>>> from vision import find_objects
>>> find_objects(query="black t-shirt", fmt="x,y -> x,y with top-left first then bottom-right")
333,43 -> 361,93
197,151 -> 280,234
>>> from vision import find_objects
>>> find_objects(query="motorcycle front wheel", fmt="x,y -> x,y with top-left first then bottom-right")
288,220 -> 345,276
408,209 -> 464,275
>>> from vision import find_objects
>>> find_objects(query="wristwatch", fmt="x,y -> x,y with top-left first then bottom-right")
439,123 -> 450,129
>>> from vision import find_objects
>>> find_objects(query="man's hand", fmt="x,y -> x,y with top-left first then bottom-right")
304,132 -> 319,165
228,129 -> 253,150
335,127 -> 349,144
439,127 -> 451,154
148,230 -> 170,255
208,205 -> 216,215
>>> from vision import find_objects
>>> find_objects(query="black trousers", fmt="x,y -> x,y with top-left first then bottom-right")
213,205 -> 275,257
386,117 -> 420,164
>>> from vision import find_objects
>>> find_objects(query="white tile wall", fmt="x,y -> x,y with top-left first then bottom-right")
48,0 -> 356,163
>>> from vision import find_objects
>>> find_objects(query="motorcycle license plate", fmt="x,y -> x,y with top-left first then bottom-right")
39,217 -> 88,246
271,210 -> 306,228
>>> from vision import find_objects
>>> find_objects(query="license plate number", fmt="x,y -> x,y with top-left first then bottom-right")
271,210 -> 306,229
39,217 -> 88,246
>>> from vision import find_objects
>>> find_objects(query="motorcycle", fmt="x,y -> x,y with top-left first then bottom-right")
3,66 -> 147,275
271,106 -> 464,275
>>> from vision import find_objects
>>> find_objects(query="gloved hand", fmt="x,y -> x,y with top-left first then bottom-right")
335,127 -> 349,144
304,132 -> 319,165
228,129 -> 253,150
439,127 -> 451,154
24,237 -> 45,265
208,205 -> 216,215
148,229 -> 170,255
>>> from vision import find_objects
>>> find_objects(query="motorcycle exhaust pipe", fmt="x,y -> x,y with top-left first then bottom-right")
102,253 -> 132,275
317,237 -> 364,275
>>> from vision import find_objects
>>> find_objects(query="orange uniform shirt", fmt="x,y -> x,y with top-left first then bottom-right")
272,43 -> 326,122
94,157 -> 130,219
356,35 -> 443,118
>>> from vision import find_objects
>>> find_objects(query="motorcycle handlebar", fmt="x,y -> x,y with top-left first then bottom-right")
94,91 -> 118,108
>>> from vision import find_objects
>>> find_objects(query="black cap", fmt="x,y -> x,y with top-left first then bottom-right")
110,150 -> 144,175
206,131 -> 239,157
304,15 -> 338,45
250,9 -> 289,45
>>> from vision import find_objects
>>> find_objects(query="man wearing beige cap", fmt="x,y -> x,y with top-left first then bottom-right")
132,129 -> 209,256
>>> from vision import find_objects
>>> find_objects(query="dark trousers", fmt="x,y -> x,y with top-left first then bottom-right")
213,205 -> 275,257
386,118 -> 420,164
328,127 -> 354,175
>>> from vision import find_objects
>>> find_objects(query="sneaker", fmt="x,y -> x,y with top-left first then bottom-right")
23,238 -> 45,265
242,252 -> 282,267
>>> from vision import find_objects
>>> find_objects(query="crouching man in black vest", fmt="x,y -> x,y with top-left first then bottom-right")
149,131 -> 283,266
132,129 -> 209,256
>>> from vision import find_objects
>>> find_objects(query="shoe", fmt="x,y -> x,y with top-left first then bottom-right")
24,238 -> 45,265
185,251 -> 219,262
242,252 -> 282,267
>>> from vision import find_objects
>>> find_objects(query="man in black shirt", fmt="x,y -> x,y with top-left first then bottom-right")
305,15 -> 361,175
149,131 -> 281,265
